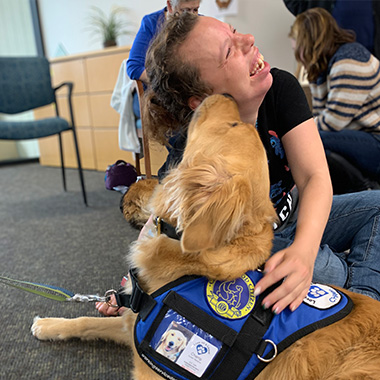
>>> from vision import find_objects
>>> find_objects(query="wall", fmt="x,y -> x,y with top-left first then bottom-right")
0,0 -> 40,161
37,0 -> 297,72
38,0 -> 159,58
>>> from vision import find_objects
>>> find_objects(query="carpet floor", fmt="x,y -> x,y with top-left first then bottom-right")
0,162 -> 140,379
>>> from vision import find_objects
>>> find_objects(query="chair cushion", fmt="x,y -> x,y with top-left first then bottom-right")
0,117 -> 70,140
0,57 -> 55,114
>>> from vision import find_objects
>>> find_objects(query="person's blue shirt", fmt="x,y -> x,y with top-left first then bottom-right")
332,0 -> 374,54
127,8 -> 166,80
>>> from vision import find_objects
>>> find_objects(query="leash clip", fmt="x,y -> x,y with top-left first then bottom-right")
104,289 -> 119,308
67,293 -> 107,303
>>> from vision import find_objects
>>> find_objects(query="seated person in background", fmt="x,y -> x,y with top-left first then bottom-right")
127,0 -> 201,145
127,0 -> 201,84
289,7 -> 380,185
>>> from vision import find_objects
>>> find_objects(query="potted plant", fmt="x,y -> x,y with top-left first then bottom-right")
87,6 -> 133,48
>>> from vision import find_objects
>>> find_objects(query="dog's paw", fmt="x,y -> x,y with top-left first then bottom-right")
31,316 -> 69,341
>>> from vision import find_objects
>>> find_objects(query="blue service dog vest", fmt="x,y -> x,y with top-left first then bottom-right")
129,270 -> 353,380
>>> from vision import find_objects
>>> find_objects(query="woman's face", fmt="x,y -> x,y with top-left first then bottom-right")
180,16 -> 273,116
168,1 -> 201,15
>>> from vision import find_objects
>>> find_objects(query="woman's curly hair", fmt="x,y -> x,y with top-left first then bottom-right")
143,12 -> 212,145
289,7 -> 355,82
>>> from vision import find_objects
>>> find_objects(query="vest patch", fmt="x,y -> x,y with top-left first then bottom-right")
304,283 -> 342,310
206,274 -> 256,320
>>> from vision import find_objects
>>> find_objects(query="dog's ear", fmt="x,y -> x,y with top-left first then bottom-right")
180,159 -> 252,252
159,329 -> 169,345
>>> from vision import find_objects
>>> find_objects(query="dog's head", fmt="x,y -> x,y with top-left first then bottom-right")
158,328 -> 188,356
151,94 -> 277,253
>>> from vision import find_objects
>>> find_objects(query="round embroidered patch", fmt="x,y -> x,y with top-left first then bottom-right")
206,274 -> 256,319
303,283 -> 342,310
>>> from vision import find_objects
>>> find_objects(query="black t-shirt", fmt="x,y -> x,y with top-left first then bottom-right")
158,68 -> 312,228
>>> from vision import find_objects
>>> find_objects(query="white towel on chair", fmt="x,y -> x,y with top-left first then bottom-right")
111,60 -> 140,153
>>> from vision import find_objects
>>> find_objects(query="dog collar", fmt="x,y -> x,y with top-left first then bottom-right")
154,216 -> 182,240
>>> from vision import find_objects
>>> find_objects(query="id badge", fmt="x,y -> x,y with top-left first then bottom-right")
150,310 -> 222,377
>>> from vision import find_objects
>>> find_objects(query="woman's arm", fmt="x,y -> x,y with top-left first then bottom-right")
255,117 -> 333,314
127,12 -> 162,80
138,69 -> 149,84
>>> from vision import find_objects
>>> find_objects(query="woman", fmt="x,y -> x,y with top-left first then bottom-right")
142,13 -> 380,314
289,7 -> 380,182
98,13 -> 380,317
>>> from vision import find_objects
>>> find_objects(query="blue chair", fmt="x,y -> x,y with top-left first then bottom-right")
0,56 -> 87,205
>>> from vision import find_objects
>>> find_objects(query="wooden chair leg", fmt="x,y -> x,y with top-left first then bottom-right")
135,152 -> 141,176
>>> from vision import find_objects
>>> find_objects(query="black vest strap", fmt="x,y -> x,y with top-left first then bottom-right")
115,268 -> 156,321
209,281 -> 280,380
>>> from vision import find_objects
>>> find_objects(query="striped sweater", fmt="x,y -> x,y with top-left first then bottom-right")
310,42 -> 380,133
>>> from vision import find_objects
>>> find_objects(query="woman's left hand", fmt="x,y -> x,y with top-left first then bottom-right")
254,243 -> 315,314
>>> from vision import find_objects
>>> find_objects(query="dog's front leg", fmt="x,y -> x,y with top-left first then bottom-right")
31,314 -> 132,346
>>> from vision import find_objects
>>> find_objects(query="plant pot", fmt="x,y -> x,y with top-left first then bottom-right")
103,40 -> 117,48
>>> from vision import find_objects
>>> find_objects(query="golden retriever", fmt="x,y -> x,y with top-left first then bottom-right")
32,94 -> 380,379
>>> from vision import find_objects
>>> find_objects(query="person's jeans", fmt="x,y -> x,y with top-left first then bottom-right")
133,90 -> 141,119
273,190 -> 380,300
319,130 -> 380,180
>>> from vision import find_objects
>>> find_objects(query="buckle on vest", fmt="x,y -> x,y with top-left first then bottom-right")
113,268 -> 156,320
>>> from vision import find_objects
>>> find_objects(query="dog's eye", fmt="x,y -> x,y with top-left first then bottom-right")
230,122 -> 239,127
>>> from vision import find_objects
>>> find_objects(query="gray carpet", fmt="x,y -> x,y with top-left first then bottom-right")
0,162 -> 140,379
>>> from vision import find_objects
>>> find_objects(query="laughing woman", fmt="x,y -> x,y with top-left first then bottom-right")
142,12 -> 380,314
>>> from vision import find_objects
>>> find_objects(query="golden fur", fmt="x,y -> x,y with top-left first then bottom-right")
31,95 -> 380,379
121,178 -> 158,229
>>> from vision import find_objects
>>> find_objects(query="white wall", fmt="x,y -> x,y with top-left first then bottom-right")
38,0 -> 160,58
0,0 -> 40,161
38,0 -> 297,72
0,0 -> 37,56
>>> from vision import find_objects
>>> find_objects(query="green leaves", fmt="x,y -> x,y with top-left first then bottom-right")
87,6 -> 133,45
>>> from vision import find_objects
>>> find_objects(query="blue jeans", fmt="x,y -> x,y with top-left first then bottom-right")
319,130 -> 380,180
133,91 -> 141,119
273,190 -> 380,300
